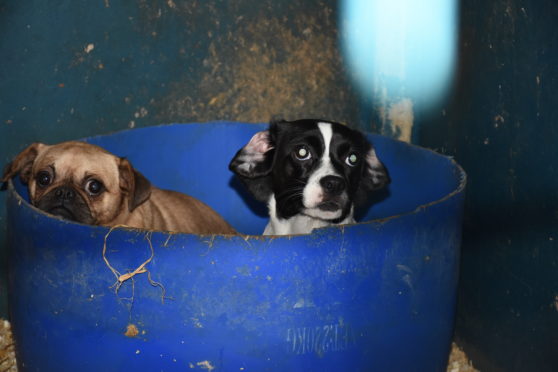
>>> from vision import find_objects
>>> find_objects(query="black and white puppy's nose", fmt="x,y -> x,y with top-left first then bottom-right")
320,175 -> 346,195
54,186 -> 76,201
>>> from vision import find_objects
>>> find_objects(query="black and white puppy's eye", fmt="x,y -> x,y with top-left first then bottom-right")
294,145 -> 312,161
85,179 -> 104,196
36,171 -> 52,188
345,153 -> 359,167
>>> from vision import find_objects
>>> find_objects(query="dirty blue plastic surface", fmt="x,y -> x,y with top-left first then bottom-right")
6,122 -> 465,371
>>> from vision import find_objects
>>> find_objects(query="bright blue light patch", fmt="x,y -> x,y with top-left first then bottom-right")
340,0 -> 458,112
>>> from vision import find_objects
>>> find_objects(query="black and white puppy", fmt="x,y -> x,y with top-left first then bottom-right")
229,119 -> 390,235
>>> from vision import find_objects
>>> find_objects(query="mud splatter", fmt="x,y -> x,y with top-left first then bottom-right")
124,323 -> 140,337
196,360 -> 215,371
155,10 -> 360,126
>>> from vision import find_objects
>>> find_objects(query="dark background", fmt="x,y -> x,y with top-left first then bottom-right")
1,1 -> 557,371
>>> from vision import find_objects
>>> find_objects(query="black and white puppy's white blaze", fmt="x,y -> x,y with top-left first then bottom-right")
229,119 -> 390,235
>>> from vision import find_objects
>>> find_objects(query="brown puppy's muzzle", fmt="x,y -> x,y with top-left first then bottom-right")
35,185 -> 95,224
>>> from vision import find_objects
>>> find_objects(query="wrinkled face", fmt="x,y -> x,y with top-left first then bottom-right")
229,119 -> 390,223
27,142 -> 125,224
2,141 -> 150,225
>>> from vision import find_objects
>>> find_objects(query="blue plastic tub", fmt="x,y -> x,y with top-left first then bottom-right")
6,122 -> 465,371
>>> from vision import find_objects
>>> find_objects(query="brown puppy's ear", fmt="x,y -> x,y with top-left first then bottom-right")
118,158 -> 152,212
2,143 -> 46,189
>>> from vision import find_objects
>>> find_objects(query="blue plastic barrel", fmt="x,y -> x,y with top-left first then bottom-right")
6,122 -> 465,371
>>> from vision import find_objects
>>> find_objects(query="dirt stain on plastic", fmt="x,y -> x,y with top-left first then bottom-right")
124,323 -> 140,337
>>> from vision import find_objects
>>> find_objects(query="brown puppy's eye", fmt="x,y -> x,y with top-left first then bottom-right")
85,179 -> 104,196
36,171 -> 52,187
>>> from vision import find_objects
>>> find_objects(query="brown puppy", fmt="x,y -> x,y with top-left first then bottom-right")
2,141 -> 236,235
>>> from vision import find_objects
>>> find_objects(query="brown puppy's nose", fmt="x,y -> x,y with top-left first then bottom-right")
320,175 -> 346,195
54,186 -> 76,201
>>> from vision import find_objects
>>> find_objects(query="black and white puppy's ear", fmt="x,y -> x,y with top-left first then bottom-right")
355,147 -> 390,204
229,131 -> 275,178
229,130 -> 275,202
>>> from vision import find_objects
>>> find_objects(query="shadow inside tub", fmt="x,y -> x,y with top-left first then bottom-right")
228,176 -> 268,218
